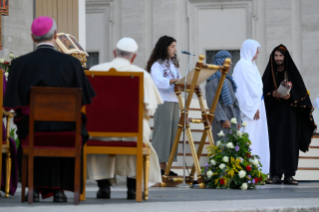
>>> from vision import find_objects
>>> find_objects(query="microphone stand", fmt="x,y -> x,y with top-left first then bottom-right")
177,53 -> 194,188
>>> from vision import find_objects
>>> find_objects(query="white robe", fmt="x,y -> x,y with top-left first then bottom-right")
313,95 -> 319,108
87,57 -> 164,185
232,39 -> 270,174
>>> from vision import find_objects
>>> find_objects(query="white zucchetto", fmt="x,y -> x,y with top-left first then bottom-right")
116,37 -> 138,52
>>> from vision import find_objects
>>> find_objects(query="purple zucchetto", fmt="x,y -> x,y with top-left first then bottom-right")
31,16 -> 54,36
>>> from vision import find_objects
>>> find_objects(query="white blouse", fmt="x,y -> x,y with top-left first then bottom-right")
150,60 -> 181,102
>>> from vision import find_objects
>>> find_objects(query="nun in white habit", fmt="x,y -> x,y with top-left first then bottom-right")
232,39 -> 270,174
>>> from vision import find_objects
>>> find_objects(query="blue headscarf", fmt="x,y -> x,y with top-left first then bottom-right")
207,51 -> 237,106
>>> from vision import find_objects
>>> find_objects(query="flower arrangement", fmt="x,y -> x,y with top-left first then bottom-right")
0,52 -> 15,78
201,118 -> 267,190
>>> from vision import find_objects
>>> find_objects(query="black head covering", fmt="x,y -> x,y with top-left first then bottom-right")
262,44 -> 317,152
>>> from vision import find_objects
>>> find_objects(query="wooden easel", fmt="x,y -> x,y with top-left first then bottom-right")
161,55 -> 231,188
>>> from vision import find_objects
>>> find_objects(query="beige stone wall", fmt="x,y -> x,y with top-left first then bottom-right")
1,0 -> 34,59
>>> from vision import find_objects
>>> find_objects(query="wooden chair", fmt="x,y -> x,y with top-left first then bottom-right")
80,69 -> 149,202
0,70 -> 14,198
21,87 -> 82,205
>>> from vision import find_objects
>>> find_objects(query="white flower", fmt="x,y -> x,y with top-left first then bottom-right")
237,131 -> 243,137
226,142 -> 235,149
206,170 -> 214,178
241,182 -> 248,190
222,156 -> 229,163
219,163 -> 226,170
210,159 -> 216,165
238,157 -> 244,161
0,58 -> 5,64
4,72 -> 8,78
217,130 -> 225,137
216,141 -> 221,147
238,170 -> 246,178
230,117 -> 237,124
252,159 -> 259,166
9,52 -> 14,59
242,121 -> 248,128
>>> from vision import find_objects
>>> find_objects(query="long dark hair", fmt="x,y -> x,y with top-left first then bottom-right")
146,35 -> 179,73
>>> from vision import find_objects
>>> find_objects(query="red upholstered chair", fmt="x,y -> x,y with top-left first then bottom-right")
0,70 -> 14,198
21,87 -> 82,205
80,69 -> 150,202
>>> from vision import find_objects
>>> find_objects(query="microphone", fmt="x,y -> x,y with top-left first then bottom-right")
181,50 -> 195,56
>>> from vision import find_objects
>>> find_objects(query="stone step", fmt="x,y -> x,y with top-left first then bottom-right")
299,147 -> 319,157
298,158 -> 319,168
295,169 -> 319,181
171,154 -> 209,167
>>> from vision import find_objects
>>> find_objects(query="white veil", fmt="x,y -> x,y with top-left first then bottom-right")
233,39 -> 263,120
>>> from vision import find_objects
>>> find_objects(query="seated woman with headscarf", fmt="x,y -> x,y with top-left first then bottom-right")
205,51 -> 241,143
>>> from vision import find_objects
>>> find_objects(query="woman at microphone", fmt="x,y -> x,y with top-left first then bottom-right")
146,35 -> 181,176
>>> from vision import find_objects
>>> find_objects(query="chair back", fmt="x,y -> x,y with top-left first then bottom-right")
28,87 -> 82,150
85,69 -> 144,138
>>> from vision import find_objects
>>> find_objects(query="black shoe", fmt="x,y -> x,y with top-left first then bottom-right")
161,169 -> 178,176
53,190 -> 68,203
169,170 -> 178,176
266,175 -> 282,184
96,179 -> 111,199
284,176 -> 298,185
127,177 -> 136,200
96,187 -> 111,199
127,188 -> 136,200
25,189 -> 39,202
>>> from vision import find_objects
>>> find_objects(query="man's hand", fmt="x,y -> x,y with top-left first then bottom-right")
254,109 -> 260,120
282,93 -> 290,100
170,79 -> 179,85
222,120 -> 231,128
237,124 -> 241,130
272,90 -> 281,99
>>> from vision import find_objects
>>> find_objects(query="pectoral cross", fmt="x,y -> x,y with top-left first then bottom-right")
0,0 -> 9,50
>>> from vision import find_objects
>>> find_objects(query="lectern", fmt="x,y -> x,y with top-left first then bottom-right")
161,54 -> 231,188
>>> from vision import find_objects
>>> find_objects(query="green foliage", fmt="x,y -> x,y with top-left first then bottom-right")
202,121 -> 268,190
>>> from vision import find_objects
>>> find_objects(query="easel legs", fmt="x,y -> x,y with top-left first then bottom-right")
161,127 -> 183,187
162,126 -> 205,188
185,128 -> 205,188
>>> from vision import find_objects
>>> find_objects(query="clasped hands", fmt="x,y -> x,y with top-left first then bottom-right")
273,90 -> 290,100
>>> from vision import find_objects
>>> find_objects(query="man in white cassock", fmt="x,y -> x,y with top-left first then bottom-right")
87,37 -> 163,199
232,39 -> 270,175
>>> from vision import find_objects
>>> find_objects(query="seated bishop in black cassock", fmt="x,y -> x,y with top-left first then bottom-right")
3,16 -> 95,202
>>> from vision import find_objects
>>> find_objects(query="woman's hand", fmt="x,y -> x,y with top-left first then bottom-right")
169,79 -> 179,85
253,109 -> 260,120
